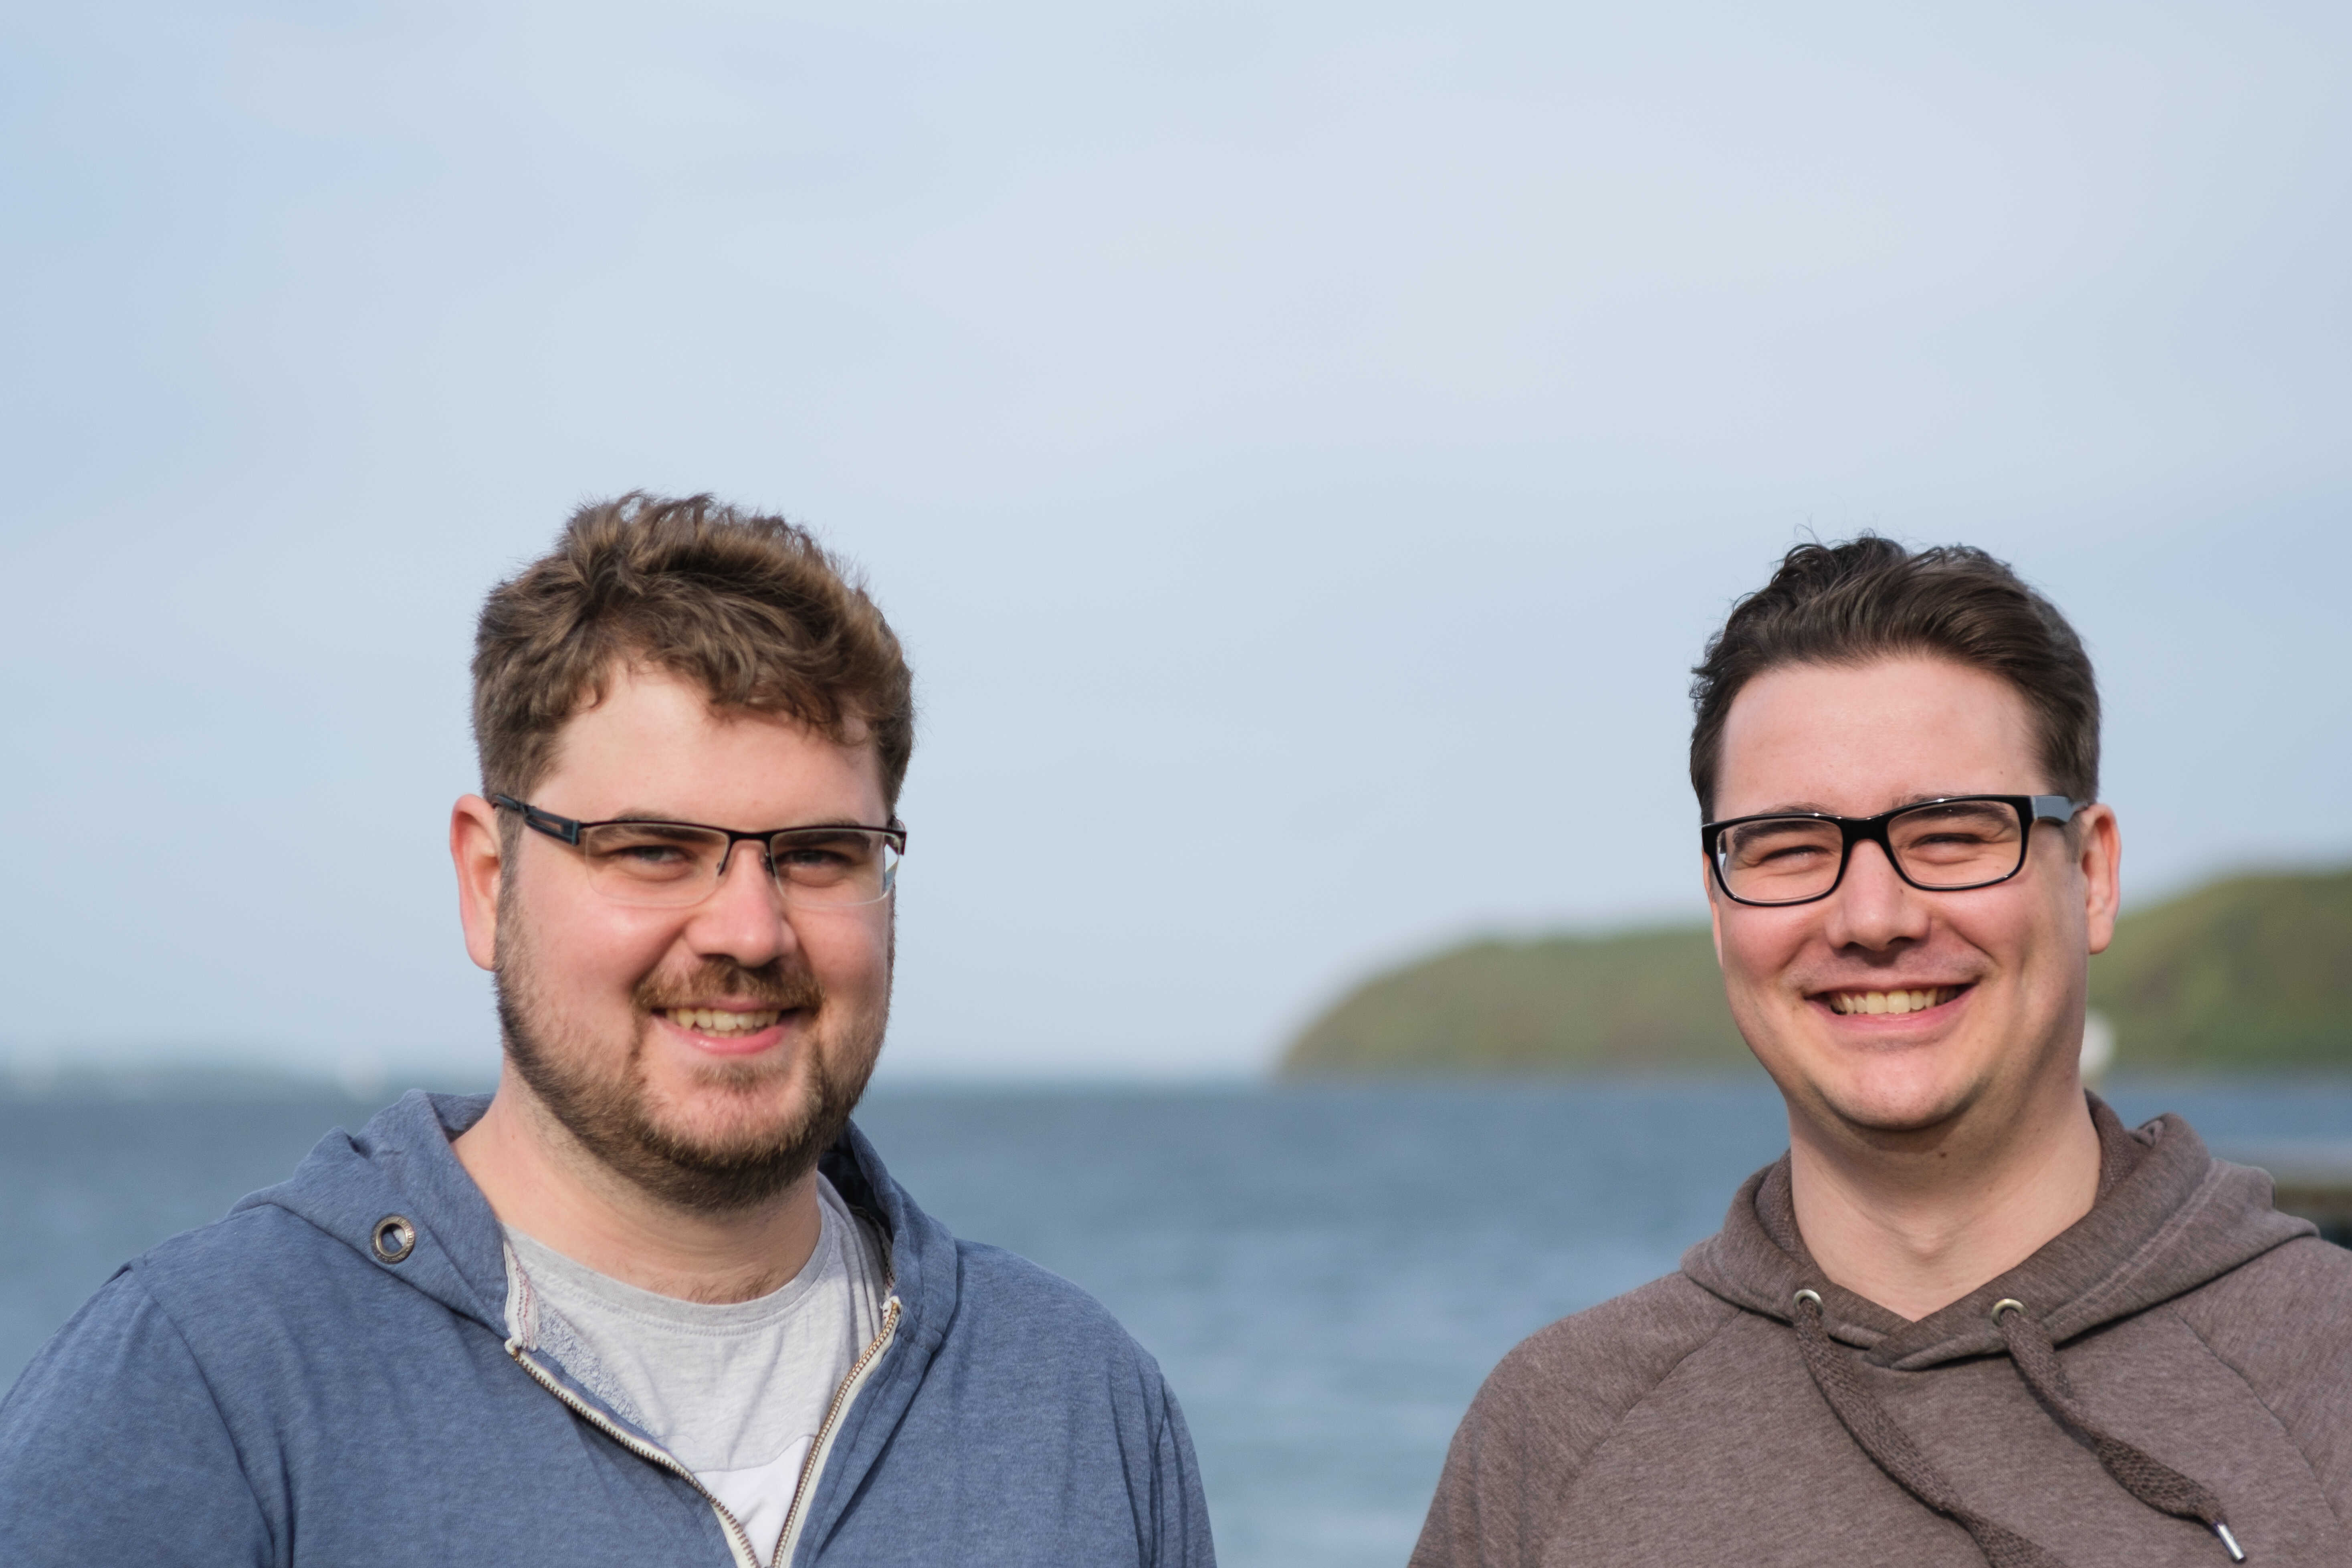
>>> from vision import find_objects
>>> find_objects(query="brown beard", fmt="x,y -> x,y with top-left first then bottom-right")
493,927 -> 882,1215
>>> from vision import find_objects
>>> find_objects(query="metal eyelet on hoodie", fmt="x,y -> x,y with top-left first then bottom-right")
372,1215 -> 416,1264
1990,1297 -> 2024,1322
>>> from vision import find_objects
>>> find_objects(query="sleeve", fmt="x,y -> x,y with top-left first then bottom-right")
0,1267 -> 275,1568
1152,1382 -> 1218,1568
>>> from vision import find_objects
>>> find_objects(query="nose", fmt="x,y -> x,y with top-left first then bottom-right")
1820,837 -> 1931,953
683,842 -> 796,967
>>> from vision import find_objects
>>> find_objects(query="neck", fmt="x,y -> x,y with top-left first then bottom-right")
452,1063 -> 824,1304
1786,1072 -> 2101,1322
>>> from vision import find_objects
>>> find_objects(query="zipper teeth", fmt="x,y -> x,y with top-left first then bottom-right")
772,1295 -> 902,1568
507,1339 -> 761,1568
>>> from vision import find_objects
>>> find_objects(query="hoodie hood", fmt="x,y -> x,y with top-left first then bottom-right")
1681,1094 -> 2315,1371
232,1091 -> 514,1334
230,1090 -> 957,1383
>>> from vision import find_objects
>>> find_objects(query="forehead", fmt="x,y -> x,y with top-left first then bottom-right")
539,664 -> 884,822
1714,657 -> 2043,818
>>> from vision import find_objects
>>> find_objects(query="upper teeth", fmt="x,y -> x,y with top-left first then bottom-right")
664,1008 -> 782,1036
1829,987 -> 1959,1016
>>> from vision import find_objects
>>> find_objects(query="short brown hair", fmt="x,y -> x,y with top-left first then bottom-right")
472,493 -> 915,809
1689,536 -> 2098,817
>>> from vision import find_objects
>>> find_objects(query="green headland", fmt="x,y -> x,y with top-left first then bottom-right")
1279,866 -> 2352,1078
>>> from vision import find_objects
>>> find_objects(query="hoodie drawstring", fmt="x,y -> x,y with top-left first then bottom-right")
1790,1290 -> 2067,1568
1789,1290 -> 2246,1567
1991,1299 -> 2246,1562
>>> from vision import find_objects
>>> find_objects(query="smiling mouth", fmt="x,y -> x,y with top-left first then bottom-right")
1822,986 -> 1966,1017
658,1007 -> 785,1037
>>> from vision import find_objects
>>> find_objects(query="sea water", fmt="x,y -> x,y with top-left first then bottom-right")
4,1078 -> 2348,1568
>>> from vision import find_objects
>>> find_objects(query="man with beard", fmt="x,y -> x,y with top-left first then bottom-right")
0,495 -> 1217,1568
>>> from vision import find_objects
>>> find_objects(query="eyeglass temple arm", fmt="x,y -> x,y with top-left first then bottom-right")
489,794 -> 584,845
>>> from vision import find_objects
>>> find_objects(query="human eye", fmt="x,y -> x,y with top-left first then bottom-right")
776,831 -> 866,867
1888,802 -> 2023,884
582,824 -> 718,881
1727,819 -> 1836,870
1893,803 -> 2015,853
1715,817 -> 1843,902
769,829 -> 881,889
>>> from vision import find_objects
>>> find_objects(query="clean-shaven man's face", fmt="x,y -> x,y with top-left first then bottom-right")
477,664 -> 894,1209
1706,656 -> 2120,1141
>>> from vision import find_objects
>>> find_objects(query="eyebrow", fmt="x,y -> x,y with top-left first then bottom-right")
610,806 -> 696,824
1739,792 -> 1983,817
607,809 -> 882,831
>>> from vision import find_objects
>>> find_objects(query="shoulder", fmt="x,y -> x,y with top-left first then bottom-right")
2169,1235 -> 2352,1417
1465,1272 -> 1740,1455
1411,1274 -> 1738,1568
6,1204 -> 402,1429
2170,1233 -> 2352,1353
32,1200 -> 474,1434
945,1239 -> 1159,1370
5,1260 -> 200,1407
885,1238 -> 1190,1453
874,1241 -> 1199,1505
135,1200 -> 354,1292
14,1203 -> 355,1377
113,1203 -> 406,1354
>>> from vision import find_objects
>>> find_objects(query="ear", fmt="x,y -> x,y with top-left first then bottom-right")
451,795 -> 506,972
2076,803 -> 2122,956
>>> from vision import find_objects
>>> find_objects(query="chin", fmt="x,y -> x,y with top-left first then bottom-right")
1780,1042 -> 1991,1139
1823,1088 -> 1973,1137
643,1064 -> 820,1150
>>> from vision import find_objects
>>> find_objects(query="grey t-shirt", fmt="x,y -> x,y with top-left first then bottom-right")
503,1177 -> 890,1566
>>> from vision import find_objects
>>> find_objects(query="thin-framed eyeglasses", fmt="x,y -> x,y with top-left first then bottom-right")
1700,795 -> 2080,908
492,795 -> 905,910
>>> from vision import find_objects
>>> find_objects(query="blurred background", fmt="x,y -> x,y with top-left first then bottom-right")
4,4 -> 2348,1564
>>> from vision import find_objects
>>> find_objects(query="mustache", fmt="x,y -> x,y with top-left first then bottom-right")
632,958 -> 825,1015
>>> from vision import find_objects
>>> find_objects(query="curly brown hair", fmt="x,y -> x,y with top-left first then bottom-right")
472,492 -> 915,810
1689,535 -> 2098,818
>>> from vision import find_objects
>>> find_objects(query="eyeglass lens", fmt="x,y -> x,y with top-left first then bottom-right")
1717,800 -> 2025,904
575,823 -> 900,908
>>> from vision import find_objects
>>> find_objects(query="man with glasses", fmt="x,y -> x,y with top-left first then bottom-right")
0,496 -> 1216,1568
1413,539 -> 2352,1568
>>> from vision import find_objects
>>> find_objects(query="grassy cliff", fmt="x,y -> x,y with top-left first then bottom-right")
1279,866 -> 2352,1078
2084,868 -> 2352,1070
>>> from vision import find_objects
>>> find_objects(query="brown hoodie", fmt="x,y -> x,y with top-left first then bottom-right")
1411,1098 -> 2352,1568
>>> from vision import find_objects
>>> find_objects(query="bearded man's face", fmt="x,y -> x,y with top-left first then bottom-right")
486,664 -> 894,1211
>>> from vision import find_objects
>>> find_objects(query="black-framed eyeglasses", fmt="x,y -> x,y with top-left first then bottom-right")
492,795 -> 906,910
1700,795 -> 2080,908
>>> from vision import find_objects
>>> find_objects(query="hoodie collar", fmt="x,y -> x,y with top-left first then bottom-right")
236,1090 -> 959,1357
1682,1094 -> 2315,1370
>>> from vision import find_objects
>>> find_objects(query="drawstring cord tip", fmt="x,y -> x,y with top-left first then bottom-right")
2213,1521 -> 2246,1562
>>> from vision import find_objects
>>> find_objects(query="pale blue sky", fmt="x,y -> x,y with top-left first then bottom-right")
3,2 -> 2347,1080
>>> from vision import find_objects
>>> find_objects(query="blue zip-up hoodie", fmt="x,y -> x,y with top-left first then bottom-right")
0,1091 -> 1216,1568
